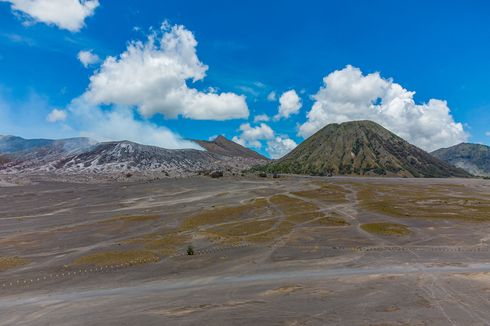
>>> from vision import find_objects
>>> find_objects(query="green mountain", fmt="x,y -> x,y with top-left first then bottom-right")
431,143 -> 490,177
262,120 -> 471,178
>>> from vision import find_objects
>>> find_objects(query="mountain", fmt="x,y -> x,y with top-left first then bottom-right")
0,135 -> 267,180
0,135 -> 56,153
192,135 -> 267,160
0,135 -> 94,154
431,143 -> 490,177
262,120 -> 471,178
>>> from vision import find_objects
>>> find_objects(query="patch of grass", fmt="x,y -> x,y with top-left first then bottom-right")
355,183 -> 490,222
0,256 -> 29,271
246,221 -> 294,243
207,219 -> 276,238
124,232 -> 191,255
309,212 -> 349,226
270,194 -> 327,224
292,182 -> 348,203
180,198 -> 269,231
72,250 -> 159,266
361,222 -> 410,236
102,215 -> 161,224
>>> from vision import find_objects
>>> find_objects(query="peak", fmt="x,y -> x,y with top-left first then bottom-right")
339,120 -> 383,128
213,135 -> 229,142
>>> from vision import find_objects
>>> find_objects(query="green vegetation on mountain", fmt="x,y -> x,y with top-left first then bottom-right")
261,120 -> 470,178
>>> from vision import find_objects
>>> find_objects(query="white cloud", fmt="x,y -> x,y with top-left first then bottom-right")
486,131 -> 490,137
253,114 -> 270,123
67,98 -> 201,149
299,65 -> 468,152
46,108 -> 67,122
3,0 -> 99,32
267,91 -> 276,102
232,123 -> 274,148
274,89 -> 302,120
232,122 -> 297,158
82,23 -> 249,121
266,136 -> 297,159
77,50 -> 100,68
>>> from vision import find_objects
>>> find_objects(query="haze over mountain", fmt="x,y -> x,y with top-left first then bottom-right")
262,120 -> 471,178
431,143 -> 490,177
0,135 -> 267,180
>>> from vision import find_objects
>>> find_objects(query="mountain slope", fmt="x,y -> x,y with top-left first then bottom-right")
263,120 -> 471,178
431,143 -> 490,177
192,135 -> 267,160
0,135 -> 55,153
0,136 -> 266,179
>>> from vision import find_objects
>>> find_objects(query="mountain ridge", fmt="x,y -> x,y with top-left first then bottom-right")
431,142 -> 490,177
262,120 -> 471,178
0,135 -> 267,180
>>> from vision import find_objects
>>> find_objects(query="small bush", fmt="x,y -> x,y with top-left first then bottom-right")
186,245 -> 195,256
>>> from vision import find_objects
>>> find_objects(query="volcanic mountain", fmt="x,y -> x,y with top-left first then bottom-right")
0,135 -> 267,180
263,120 -> 471,178
193,135 -> 267,160
431,143 -> 490,177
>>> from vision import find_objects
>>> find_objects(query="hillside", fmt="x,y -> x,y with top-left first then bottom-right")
193,135 -> 267,160
431,143 -> 490,177
263,120 -> 471,178
0,135 -> 266,180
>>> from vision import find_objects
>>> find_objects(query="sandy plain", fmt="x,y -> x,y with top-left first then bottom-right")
1,175 -> 490,325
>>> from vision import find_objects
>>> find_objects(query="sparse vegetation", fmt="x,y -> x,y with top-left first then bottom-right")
292,182 -> 348,203
104,215 -> 161,223
270,194 -> 325,223
361,222 -> 410,236
180,198 -> 269,230
186,245 -> 194,255
355,183 -> 490,222
72,250 -> 159,266
246,221 -> 294,243
0,256 -> 29,271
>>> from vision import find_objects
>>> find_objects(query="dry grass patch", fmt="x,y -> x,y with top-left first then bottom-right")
207,219 -> 276,239
361,222 -> 410,236
246,221 -> 294,243
102,215 -> 161,224
310,212 -> 349,226
355,183 -> 490,222
124,232 -> 191,255
180,198 -> 269,231
72,250 -> 159,266
270,194 -> 327,224
0,256 -> 29,271
292,182 -> 348,203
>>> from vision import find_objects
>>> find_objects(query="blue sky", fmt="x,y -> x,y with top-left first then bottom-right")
0,0 -> 489,158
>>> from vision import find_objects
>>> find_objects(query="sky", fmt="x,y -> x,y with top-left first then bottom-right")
0,0 -> 489,158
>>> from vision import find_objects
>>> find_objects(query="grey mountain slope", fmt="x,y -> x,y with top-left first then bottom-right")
262,120 -> 471,178
0,135 -> 266,178
192,135 -> 268,160
431,143 -> 490,177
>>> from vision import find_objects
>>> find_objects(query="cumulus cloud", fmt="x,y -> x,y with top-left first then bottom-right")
77,50 -> 100,68
232,122 -> 297,158
232,123 -> 274,148
299,65 -> 468,151
46,108 -> 67,122
267,136 -> 297,159
3,0 -> 99,32
267,91 -> 276,102
253,114 -> 270,123
274,90 -> 302,120
67,98 -> 201,149
82,23 -> 249,120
